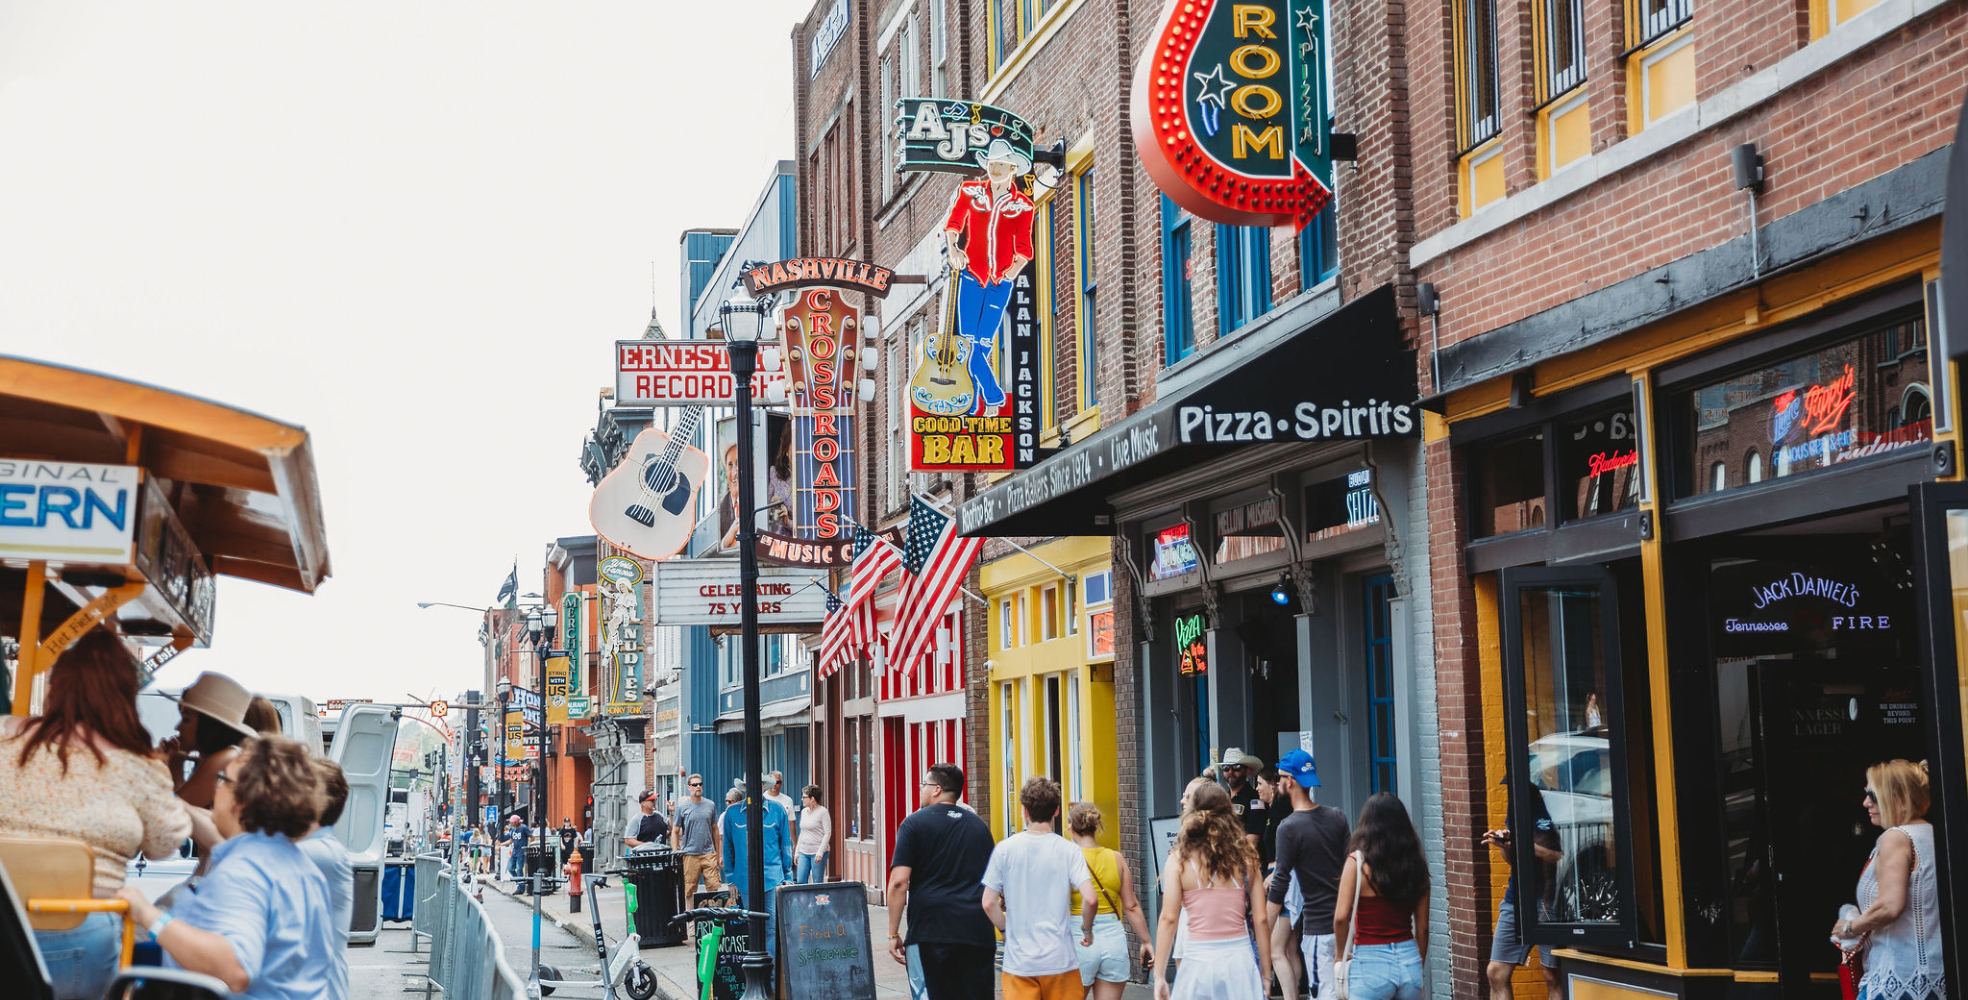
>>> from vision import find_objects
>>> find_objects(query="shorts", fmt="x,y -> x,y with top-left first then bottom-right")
916,941 -> 996,1000
1489,896 -> 1547,967
1302,933 -> 1336,999
1077,912 -> 1130,985
1346,940 -> 1424,1000
1004,968 -> 1088,1000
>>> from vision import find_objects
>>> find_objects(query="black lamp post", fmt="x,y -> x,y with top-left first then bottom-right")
718,290 -> 772,1000
523,604 -> 563,998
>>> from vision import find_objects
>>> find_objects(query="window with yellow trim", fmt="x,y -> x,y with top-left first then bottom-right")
1810,0 -> 1885,40
1073,167 -> 1098,412
990,0 -> 1064,70
1452,0 -> 1503,217
1626,28 -> 1694,132
1531,0 -> 1590,178
1033,195 -> 1059,433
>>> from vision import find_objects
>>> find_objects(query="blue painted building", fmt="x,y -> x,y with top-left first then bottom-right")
671,163 -> 811,805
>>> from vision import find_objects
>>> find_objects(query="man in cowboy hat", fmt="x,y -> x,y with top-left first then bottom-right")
941,137 -> 1036,416
161,672 -> 262,810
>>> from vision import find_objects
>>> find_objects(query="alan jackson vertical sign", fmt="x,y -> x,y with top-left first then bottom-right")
894,98 -> 1045,473
1132,0 -> 1334,228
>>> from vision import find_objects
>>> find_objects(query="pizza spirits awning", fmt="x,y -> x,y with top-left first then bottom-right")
957,285 -> 1415,537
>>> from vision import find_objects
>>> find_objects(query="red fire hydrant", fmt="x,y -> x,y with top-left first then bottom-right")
564,851 -> 584,913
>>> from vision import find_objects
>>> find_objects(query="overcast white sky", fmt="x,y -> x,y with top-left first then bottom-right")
0,1 -> 816,703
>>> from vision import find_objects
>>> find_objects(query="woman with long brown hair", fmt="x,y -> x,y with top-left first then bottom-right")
1153,782 -> 1271,1000
0,629 -> 191,999
1333,793 -> 1430,1000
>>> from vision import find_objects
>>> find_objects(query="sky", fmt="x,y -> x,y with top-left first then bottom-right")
0,1 -> 817,703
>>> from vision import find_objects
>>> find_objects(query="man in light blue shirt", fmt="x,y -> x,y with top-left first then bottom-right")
721,783 -> 793,956
119,736 -> 336,1000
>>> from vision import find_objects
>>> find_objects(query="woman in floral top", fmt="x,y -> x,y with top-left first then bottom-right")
0,629 -> 191,1000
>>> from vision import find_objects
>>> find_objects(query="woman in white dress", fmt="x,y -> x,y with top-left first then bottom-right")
1153,782 -> 1271,1000
1833,759 -> 1945,1000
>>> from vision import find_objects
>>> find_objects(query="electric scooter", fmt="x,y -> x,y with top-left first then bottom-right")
537,869 -> 659,999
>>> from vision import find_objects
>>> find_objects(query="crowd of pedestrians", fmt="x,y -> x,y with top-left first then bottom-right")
0,630 -> 354,1000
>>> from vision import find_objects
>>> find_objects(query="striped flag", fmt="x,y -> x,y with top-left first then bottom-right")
846,522 -> 903,661
817,589 -> 851,678
888,497 -> 981,677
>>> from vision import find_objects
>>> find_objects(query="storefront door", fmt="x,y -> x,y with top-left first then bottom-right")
1905,483 -> 1968,996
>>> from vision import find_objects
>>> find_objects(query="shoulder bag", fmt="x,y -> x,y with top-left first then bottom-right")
1332,850 -> 1365,1000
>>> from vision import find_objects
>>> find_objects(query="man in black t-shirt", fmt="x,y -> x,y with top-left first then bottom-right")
885,762 -> 996,1000
1268,749 -> 1351,999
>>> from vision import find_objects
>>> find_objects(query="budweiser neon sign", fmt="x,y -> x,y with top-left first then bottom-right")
1586,449 -> 1639,478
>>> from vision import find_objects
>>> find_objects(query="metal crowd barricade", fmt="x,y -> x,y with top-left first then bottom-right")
411,853 -> 446,950
421,858 -> 528,999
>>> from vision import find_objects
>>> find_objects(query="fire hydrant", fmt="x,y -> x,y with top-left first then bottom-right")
564,852 -> 584,913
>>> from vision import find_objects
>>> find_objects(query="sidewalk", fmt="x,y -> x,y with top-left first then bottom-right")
477,874 -> 1152,1000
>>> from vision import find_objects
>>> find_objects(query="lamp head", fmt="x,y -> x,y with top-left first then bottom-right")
541,607 -> 559,631
1270,573 -> 1293,607
719,292 -> 767,344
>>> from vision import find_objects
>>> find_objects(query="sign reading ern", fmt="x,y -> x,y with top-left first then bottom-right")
616,340 -> 786,407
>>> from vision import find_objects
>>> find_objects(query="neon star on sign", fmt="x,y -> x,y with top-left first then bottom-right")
1132,0 -> 1334,229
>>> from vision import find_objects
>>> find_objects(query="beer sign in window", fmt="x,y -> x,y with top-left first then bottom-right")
1680,316 -> 1931,497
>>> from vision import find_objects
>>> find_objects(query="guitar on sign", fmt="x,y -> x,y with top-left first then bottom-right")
908,264 -> 976,416
587,406 -> 708,561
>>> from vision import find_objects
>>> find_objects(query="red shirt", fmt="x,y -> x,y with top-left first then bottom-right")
943,178 -> 1035,286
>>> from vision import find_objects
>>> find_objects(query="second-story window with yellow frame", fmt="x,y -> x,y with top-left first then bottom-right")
1453,0 -> 1504,216
1073,166 -> 1098,413
1033,193 -> 1059,435
990,0 -> 1065,71
1532,0 -> 1590,178
1624,0 -> 1694,132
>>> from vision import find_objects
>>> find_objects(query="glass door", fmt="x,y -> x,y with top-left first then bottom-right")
1905,483 -> 1968,995
1499,566 -> 1640,948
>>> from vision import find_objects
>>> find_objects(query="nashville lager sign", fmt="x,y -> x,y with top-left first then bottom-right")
1133,0 -> 1334,229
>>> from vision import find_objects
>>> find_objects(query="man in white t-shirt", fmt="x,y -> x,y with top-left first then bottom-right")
981,776 -> 1097,1000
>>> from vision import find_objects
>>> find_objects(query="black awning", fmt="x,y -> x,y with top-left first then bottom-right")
957,285 -> 1414,537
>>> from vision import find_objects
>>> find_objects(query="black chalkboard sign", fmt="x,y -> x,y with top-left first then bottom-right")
774,881 -> 874,1000
690,909 -> 756,1000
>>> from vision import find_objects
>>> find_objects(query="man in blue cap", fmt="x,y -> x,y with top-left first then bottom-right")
1266,749 -> 1351,998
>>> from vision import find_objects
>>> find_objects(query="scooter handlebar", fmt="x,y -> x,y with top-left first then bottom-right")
670,906 -> 771,926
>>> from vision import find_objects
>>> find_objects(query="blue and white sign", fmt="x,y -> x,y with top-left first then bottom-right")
0,459 -> 139,564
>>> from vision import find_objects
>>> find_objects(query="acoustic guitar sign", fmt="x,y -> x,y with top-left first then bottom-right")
1132,0 -> 1334,229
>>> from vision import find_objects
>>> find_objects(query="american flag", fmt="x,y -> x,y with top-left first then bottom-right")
888,497 -> 981,677
817,589 -> 852,678
846,522 -> 903,662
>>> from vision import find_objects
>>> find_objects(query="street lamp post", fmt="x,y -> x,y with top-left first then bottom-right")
524,604 -> 563,999
718,292 -> 772,1000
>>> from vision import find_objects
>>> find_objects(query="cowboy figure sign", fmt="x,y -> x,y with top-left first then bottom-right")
943,140 -> 1036,414
1133,0 -> 1334,229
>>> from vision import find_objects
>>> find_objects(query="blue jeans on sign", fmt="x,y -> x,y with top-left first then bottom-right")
1345,940 -> 1424,1000
36,912 -> 119,1000
795,851 -> 828,884
954,270 -> 1014,410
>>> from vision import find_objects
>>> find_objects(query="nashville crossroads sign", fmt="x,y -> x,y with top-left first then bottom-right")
1132,0 -> 1334,229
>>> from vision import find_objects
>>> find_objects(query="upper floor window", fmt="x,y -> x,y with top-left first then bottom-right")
1453,0 -> 1501,151
1534,0 -> 1587,104
1216,225 -> 1272,335
1162,195 -> 1196,366
1626,0 -> 1692,51
1298,200 -> 1339,289
930,0 -> 948,93
991,0 -> 1063,70
1035,196 -> 1061,430
1075,168 -> 1099,410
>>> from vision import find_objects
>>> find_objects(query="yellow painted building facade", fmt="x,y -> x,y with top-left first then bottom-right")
981,536 -> 1121,847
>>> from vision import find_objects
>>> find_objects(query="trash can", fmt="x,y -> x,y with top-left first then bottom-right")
624,848 -> 685,947
524,843 -> 553,880
381,859 -> 416,922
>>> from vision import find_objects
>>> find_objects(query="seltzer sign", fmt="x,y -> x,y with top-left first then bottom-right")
651,559 -> 829,628
0,460 -> 139,564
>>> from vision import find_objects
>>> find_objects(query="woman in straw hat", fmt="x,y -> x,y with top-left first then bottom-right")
159,671 -> 261,810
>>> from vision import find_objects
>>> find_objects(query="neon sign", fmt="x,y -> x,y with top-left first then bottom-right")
1175,612 -> 1209,675
1772,364 -> 1858,444
1586,449 -> 1639,478
1151,523 -> 1201,580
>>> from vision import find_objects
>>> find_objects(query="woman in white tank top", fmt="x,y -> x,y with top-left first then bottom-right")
1834,760 -> 1945,1000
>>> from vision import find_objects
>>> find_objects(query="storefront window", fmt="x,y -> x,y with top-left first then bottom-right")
1215,496 -> 1288,564
1475,430 -> 1546,536
1150,523 -> 1200,580
1559,406 -> 1639,521
1305,469 -> 1381,543
1680,315 -> 1930,497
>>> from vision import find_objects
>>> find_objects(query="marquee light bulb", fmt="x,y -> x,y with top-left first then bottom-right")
765,383 -> 788,405
859,378 -> 876,397
860,350 -> 878,371
761,347 -> 782,371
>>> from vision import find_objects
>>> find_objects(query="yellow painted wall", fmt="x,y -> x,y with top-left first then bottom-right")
982,536 -> 1119,847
